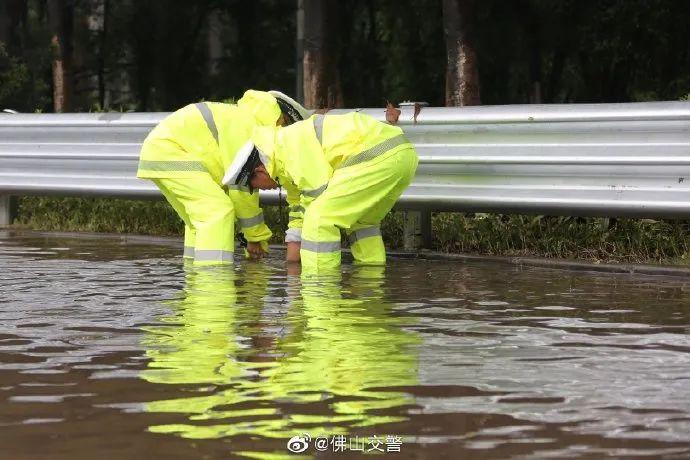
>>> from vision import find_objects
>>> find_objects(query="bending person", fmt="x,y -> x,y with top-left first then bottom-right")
223,111 -> 418,271
137,90 -> 308,265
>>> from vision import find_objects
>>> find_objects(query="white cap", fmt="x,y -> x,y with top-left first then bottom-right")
222,140 -> 273,186
222,140 -> 254,186
269,90 -> 312,122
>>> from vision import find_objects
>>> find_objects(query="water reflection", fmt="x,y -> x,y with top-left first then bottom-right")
141,264 -> 419,441
2,232 -> 690,458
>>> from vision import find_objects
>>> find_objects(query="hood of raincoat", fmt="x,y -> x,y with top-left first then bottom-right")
237,90 -> 281,126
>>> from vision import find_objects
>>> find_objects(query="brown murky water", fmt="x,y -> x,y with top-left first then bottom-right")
1,230 -> 689,459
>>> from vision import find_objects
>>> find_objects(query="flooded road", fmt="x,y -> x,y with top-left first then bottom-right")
1,230 -> 689,459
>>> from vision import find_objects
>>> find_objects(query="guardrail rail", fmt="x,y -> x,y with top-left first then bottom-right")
2,101 -> 690,247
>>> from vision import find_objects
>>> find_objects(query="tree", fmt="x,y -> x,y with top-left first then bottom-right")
3,0 -> 690,113
442,0 -> 480,106
47,0 -> 74,112
91,0 -> 108,109
302,0 -> 342,109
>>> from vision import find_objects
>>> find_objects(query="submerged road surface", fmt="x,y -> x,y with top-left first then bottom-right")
1,231 -> 689,458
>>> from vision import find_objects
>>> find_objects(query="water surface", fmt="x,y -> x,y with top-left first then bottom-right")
1,230 -> 689,458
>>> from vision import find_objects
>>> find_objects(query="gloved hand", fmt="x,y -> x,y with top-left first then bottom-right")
245,240 -> 269,260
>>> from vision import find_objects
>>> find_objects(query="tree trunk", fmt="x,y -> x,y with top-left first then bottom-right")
302,0 -> 343,109
529,37 -> 542,104
72,0 -> 106,110
96,0 -> 108,109
295,0 -> 304,104
47,0 -> 74,112
206,8 -> 223,78
520,0 -> 542,104
442,0 -> 480,106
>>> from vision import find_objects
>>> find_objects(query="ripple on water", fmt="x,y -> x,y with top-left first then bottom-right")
0,232 -> 689,458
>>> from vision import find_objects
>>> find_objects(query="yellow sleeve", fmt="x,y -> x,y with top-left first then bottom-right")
227,186 -> 273,242
278,120 -> 332,215
282,179 -> 303,228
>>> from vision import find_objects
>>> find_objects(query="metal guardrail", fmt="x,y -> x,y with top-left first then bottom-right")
2,101 -> 690,221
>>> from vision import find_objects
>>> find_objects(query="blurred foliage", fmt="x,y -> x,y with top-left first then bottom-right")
0,40 -> 50,111
2,0 -> 690,112
0,42 -> 29,104
338,0 -> 446,106
475,0 -> 690,104
120,0 -> 298,111
15,197 -> 690,264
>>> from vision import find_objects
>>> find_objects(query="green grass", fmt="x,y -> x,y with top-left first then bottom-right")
12,196 -> 690,265
15,196 -> 183,236
431,212 -> 690,264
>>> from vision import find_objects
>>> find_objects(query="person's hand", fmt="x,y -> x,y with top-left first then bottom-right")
246,241 -> 268,260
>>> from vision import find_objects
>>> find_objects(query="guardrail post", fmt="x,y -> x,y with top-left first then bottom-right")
421,210 -> 432,249
403,210 -> 432,250
0,195 -> 15,226
403,211 -> 420,250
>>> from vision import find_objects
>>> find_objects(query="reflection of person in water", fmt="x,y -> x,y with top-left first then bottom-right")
266,267 -> 420,427
141,266 -> 241,386
140,264 -> 419,441
140,263 -> 272,420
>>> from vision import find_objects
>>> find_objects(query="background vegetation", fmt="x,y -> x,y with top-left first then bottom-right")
3,0 -> 690,112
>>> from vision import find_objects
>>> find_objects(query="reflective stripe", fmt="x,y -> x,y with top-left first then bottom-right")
195,102 -> 219,145
303,183 -> 328,198
313,114 -> 325,144
349,226 -> 381,244
183,246 -> 195,258
227,183 -> 251,193
290,205 -> 305,214
194,249 -> 234,262
238,212 -> 264,228
288,215 -> 301,222
339,134 -> 408,169
301,239 -> 341,253
138,159 -> 207,172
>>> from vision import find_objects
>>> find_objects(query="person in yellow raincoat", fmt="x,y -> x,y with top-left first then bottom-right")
222,111 -> 419,271
137,90 -> 309,265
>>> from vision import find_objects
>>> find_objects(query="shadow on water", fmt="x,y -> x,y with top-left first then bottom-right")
1,230 -> 689,458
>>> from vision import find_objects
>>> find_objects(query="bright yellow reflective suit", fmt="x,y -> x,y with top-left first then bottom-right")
137,90 -> 279,265
255,112 -> 419,272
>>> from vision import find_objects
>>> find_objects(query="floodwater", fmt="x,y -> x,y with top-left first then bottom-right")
1,231 -> 689,459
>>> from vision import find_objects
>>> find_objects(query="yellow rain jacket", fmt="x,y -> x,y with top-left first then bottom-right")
255,112 -> 418,271
137,91 -> 280,263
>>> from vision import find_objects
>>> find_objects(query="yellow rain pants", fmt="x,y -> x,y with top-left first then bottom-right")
152,176 -> 236,265
300,147 -> 418,271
